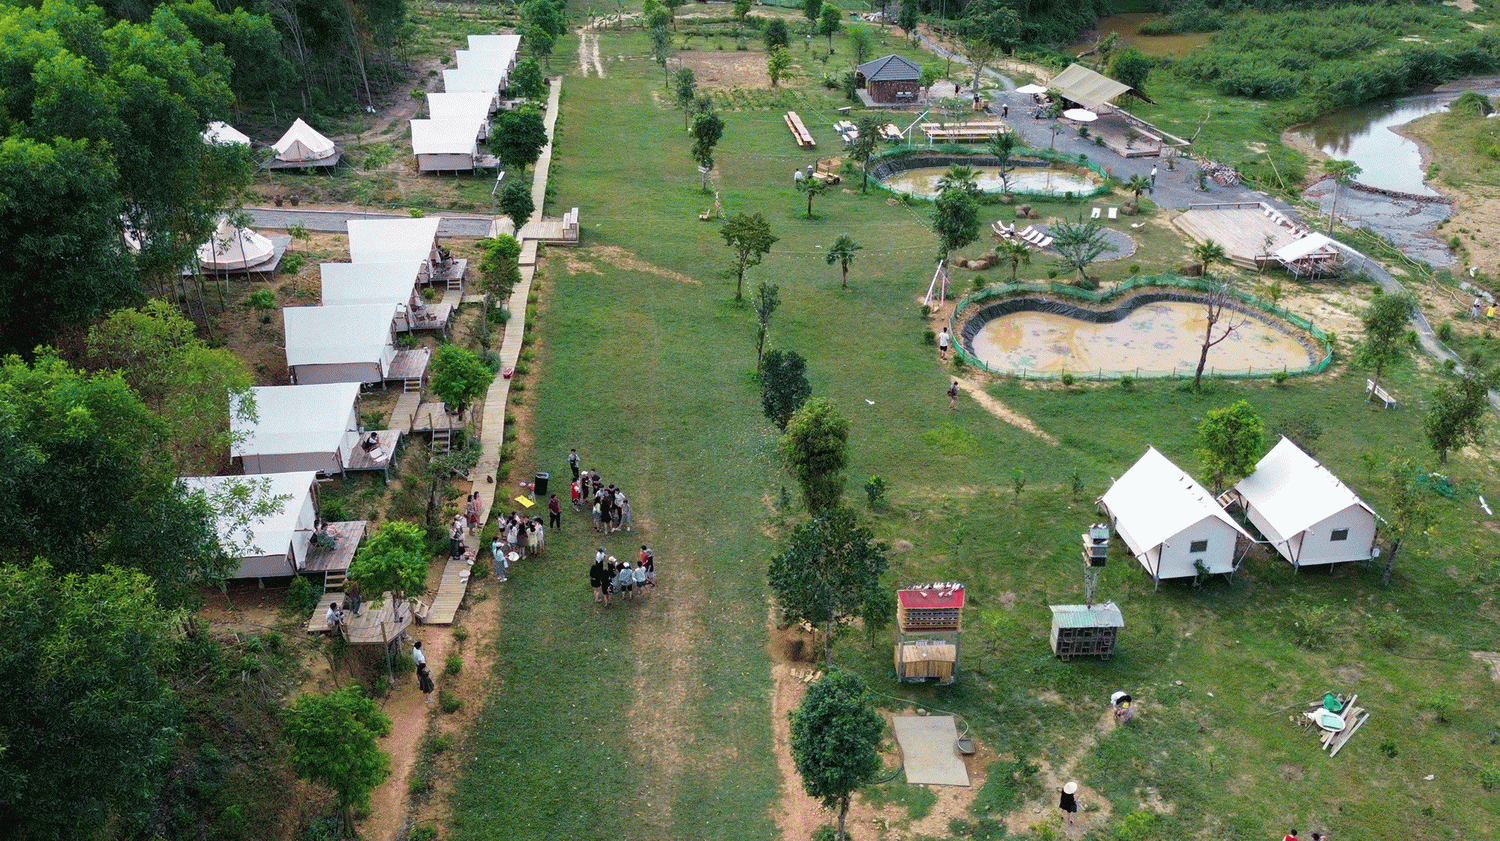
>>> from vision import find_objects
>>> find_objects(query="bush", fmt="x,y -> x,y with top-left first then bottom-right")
246,289 -> 275,311
453,626 -> 470,643
1060,372 -> 1076,387
1129,264 -> 1140,274
444,654 -> 462,676
1272,370 -> 1289,385
280,253 -> 305,274
864,475 -> 887,507
1368,612 -> 1410,651
1438,320 -> 1453,342
1292,603 -> 1336,649
439,688 -> 463,713
1480,765 -> 1500,791
285,576 -> 323,615
1119,375 -> 1135,390
922,328 -> 936,345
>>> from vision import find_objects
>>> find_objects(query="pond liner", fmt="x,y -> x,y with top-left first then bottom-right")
959,292 -> 1320,369
869,154 -> 1055,181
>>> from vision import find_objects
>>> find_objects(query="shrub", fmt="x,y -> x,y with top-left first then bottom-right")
285,576 -> 322,615
1060,372 -> 1076,387
439,688 -> 463,713
1129,264 -> 1140,274
280,253 -> 305,274
1119,374 -> 1135,390
444,654 -> 462,676
453,626 -> 470,643
922,328 -> 936,345
1437,320 -> 1453,342
246,289 -> 275,311
1480,765 -> 1500,791
1368,612 -> 1410,651
1292,603 -> 1335,648
1272,370 -> 1289,385
409,822 -> 439,841
864,475 -> 887,507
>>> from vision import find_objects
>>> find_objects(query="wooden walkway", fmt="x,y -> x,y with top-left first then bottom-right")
388,391 -> 421,431
307,590 -> 414,643
420,557 -> 474,625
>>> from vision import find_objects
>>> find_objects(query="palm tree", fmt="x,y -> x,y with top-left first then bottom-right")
1125,174 -> 1151,201
987,132 -> 1018,195
825,235 -> 862,289
1192,239 -> 1226,279
1324,159 -> 1362,235
997,238 -> 1030,283
936,165 -> 979,196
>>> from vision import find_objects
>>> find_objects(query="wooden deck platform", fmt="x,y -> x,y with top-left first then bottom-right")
432,258 -> 467,284
308,590 -> 414,643
527,208 -> 580,245
420,556 -> 474,625
408,402 -> 469,433
346,431 -> 401,475
403,302 -> 453,332
386,347 -> 431,386
302,520 -> 367,575
1173,203 -> 1303,269
920,121 -> 1008,143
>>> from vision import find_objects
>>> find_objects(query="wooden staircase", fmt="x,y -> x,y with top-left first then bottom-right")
431,426 -> 452,454
402,374 -> 422,392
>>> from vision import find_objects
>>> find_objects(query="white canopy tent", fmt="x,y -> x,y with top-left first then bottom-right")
1274,232 -> 1349,278
1231,436 -> 1378,568
202,121 -> 252,146
320,261 -> 424,329
467,33 -> 522,62
272,118 -> 339,164
182,471 -> 319,579
197,215 -> 276,272
427,92 -> 494,138
1047,64 -> 1136,111
232,383 -> 361,476
1099,447 -> 1253,586
411,116 -> 486,171
346,217 -> 443,269
283,303 -> 399,385
443,66 -> 503,109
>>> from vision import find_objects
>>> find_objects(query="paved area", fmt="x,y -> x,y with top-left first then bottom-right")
246,207 -> 493,237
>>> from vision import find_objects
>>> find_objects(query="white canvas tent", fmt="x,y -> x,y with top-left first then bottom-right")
411,116 -> 486,171
443,66 -> 503,110
283,303 -> 399,385
272,118 -> 339,164
1099,447 -> 1252,586
427,92 -> 494,138
1274,232 -> 1349,278
232,383 -> 361,476
320,261 -> 424,329
346,217 -> 443,269
1231,436 -> 1378,568
1047,64 -> 1135,111
197,215 -> 276,272
202,121 -> 252,146
182,471 -> 319,579
467,33 -> 522,64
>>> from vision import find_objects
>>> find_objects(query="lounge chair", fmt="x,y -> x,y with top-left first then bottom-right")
1108,207 -> 1119,220
1090,207 -> 1101,219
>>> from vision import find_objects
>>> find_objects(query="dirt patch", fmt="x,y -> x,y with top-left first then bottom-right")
566,245 -> 701,285
1445,0 -> 1479,12
1471,651 -> 1500,682
676,51 -> 772,90
955,376 -> 1059,444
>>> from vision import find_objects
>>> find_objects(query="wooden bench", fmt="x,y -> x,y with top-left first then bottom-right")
784,111 -> 816,148
562,207 -> 579,241
1366,378 -> 1398,409
919,121 -> 1008,143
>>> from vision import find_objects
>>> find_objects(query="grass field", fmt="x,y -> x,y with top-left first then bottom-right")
448,21 -> 1500,841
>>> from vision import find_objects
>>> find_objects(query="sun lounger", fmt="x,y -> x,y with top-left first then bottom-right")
1091,207 -> 1101,219
1108,207 -> 1118,220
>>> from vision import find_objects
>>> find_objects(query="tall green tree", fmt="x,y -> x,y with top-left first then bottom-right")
1125,173 -> 1152,201
430,344 -> 495,416
499,179 -> 535,229
755,280 -> 781,370
674,66 -> 699,129
998,237 -> 1031,282
987,131 -> 1018,194
490,106 -> 549,177
780,396 -> 850,511
798,174 -> 830,218
849,116 -> 882,192
510,56 -> 548,100
1380,458 -> 1435,586
768,506 -> 893,664
898,0 -> 919,44
932,188 -> 980,280
761,348 -> 811,430
1189,238 -> 1240,390
721,212 -> 777,302
1324,158 -> 1362,235
1050,219 -> 1115,287
768,46 -> 793,87
478,234 -> 523,301
818,3 -> 842,51
1424,370 -> 1490,464
803,0 -> 823,34
958,0 -> 1018,88
848,24 -> 874,64
1354,290 -> 1416,402
283,684 -> 392,835
0,563 -> 184,839
789,670 -> 885,841
764,16 -> 790,50
1109,45 -> 1152,91
691,110 -> 725,189
348,520 -> 430,607
1198,399 -> 1264,493
826,234 -> 862,289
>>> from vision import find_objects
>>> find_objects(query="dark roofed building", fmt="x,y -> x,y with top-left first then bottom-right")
856,54 -> 921,104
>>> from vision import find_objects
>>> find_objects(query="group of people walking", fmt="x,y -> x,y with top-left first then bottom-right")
588,545 -> 656,607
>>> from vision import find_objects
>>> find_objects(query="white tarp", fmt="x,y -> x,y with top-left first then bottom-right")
1275,232 -> 1340,262
283,303 -> 398,368
1233,436 -> 1378,566
1048,63 -> 1133,111
411,117 -> 484,157
273,118 -> 337,163
231,383 -> 360,474
182,472 -> 318,577
197,215 -> 275,271
1099,446 -> 1252,581
346,217 -> 442,266
320,261 -> 423,308
202,121 -> 251,146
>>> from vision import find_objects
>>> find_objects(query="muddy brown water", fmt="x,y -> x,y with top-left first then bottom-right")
881,165 -> 1100,198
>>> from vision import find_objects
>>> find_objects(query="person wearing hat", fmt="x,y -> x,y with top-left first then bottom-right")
614,560 -> 635,601
590,549 -> 608,603
1059,781 -> 1079,825
1110,691 -> 1133,723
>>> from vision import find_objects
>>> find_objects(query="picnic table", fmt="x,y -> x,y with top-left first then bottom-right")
784,111 -> 816,148
920,121 -> 1008,143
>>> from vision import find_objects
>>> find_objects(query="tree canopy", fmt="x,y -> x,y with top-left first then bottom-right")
499,179 -> 535,230
1354,290 -> 1416,399
721,211 -> 777,302
430,344 -> 495,415
779,396 -> 850,511
283,683 -> 392,828
769,508 -> 893,667
1424,370 -> 1490,464
491,106 -> 549,175
789,670 -> 885,841
348,520 -> 430,603
1198,399 -> 1264,493
761,348 -> 812,431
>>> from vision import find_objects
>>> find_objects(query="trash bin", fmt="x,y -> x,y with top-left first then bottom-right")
533,471 -> 549,498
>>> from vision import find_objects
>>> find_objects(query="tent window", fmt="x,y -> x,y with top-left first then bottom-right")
1330,528 -> 1349,542
1189,539 -> 1208,553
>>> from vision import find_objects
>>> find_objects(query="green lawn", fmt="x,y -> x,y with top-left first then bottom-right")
450,23 -> 1500,841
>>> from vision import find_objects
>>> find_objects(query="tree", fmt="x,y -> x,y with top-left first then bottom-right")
664,0 -> 685,28
1125,173 -> 1152,201
649,22 -> 672,85
1198,399 -> 1264,493
691,111 -> 725,190
849,116 -> 882,192
0,564 -> 183,838
768,46 -> 793,87
819,3 -> 843,51
491,106 -> 549,177
958,0 -> 1019,88
283,684 -> 392,834
499,179 -> 535,230
1380,458 -> 1435,586
803,0 -> 823,35
769,507 -> 891,665
780,397 -> 850,511
933,188 -> 980,277
1354,291 -> 1416,402
1324,158 -> 1363,235
935,164 -> 979,196
1424,370 -> 1490,464
998,237 -> 1031,282
765,16 -> 790,51
431,345 -> 496,416
1189,239 -> 1242,391
524,23 -> 556,70
674,67 -> 699,130
87,300 -> 255,474
1050,220 -> 1115,287
987,131 -> 1018,194
898,0 -> 919,44
721,212 -> 778,302
1109,45 -> 1152,92
848,24 -> 874,64
826,235 -> 862,289
510,56 -> 547,100
789,670 -> 885,841
734,0 -> 753,20
479,234 -> 524,301
761,349 -> 811,430
799,175 -> 830,218
755,280 -> 781,370
348,521 -> 430,608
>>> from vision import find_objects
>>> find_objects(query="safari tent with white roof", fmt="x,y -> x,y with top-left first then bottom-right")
283,303 -> 399,385
197,216 -> 276,272
271,118 -> 340,166
411,116 -> 486,171
182,471 -> 319,579
467,33 -> 522,60
443,66 -> 503,109
202,121 -> 251,146
231,383 -> 360,476
427,92 -> 494,138
1230,436 -> 1378,568
1099,446 -> 1252,586
320,261 -> 422,309
346,217 -> 442,270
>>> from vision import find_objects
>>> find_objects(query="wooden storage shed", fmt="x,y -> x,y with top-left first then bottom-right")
856,54 -> 921,104
894,583 -> 963,684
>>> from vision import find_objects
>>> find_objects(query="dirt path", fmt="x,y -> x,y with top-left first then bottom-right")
577,30 -> 605,77
956,376 -> 1059,444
